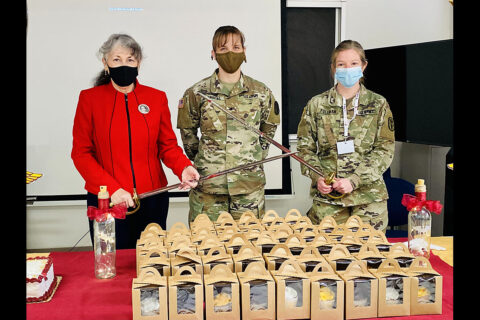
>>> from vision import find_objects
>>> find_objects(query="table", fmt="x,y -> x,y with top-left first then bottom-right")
26,237 -> 453,320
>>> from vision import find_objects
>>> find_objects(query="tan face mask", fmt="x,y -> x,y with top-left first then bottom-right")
215,51 -> 246,73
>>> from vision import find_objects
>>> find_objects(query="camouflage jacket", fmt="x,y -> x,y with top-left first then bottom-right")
296,84 -> 395,206
177,69 -> 280,195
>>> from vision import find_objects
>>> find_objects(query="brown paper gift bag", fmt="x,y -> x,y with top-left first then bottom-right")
317,216 -> 338,233
272,224 -> 294,243
354,243 -> 387,270
365,230 -> 392,252
344,215 -> 364,233
324,244 -> 357,272
309,260 -> 344,320
196,235 -> 224,257
371,258 -> 411,317
217,226 -> 241,243
271,259 -> 311,320
140,222 -> 167,239
225,233 -> 250,255
263,243 -> 294,271
407,256 -> 442,315
204,264 -> 241,320
237,261 -> 276,320
231,243 -> 263,273
284,233 -> 308,256
191,226 -> 216,246
310,232 -> 334,255
296,245 -> 327,273
136,242 -> 168,275
337,260 -> 378,320
240,224 -> 265,242
339,231 -> 363,254
291,216 -> 315,233
168,236 -> 197,258
237,210 -> 260,228
251,230 -> 278,254
170,247 -> 203,276
356,224 -> 376,243
137,248 -> 171,277
284,208 -> 303,225
201,246 -> 234,274
261,209 -> 283,228
383,242 -> 416,270
168,266 -> 204,320
132,267 -> 168,320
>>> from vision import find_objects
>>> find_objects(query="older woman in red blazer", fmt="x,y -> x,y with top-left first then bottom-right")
72,33 -> 199,248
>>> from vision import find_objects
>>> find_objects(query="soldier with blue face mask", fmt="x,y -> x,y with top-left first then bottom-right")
296,40 -> 395,232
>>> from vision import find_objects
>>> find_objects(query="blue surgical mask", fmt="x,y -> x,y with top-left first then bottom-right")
335,66 -> 363,88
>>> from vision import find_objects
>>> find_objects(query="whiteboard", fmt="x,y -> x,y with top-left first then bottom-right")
26,0 -> 283,197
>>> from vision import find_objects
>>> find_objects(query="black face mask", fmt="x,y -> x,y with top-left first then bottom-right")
107,65 -> 138,87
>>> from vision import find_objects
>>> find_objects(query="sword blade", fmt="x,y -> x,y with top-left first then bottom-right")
196,92 -> 324,178
138,151 -> 297,200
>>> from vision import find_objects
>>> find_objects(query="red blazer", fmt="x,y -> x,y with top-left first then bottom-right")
71,80 -> 192,195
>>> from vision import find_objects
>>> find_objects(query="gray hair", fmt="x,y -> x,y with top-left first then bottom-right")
93,33 -> 143,86
97,33 -> 143,62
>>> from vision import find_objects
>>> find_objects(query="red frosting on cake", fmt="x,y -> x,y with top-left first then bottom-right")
26,256 -> 53,283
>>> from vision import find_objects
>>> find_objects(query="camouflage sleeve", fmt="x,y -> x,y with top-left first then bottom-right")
177,88 -> 200,161
296,100 -> 323,185
259,90 -> 280,158
347,100 -> 395,189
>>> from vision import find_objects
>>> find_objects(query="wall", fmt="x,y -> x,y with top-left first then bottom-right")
26,0 -> 453,250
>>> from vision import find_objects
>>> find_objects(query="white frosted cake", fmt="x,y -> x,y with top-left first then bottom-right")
27,256 -> 57,303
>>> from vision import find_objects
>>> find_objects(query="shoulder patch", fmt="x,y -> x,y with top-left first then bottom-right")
178,98 -> 184,108
379,108 -> 395,141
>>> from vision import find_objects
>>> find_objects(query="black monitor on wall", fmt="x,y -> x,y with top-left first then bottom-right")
364,39 -> 453,147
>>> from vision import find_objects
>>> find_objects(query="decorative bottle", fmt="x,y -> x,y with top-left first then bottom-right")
93,186 -> 116,279
407,179 -> 432,259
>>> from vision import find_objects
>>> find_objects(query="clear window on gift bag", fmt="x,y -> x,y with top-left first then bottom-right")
213,282 -> 233,313
285,278 -> 303,308
385,276 -> 404,305
140,287 -> 160,316
417,274 -> 436,304
177,284 -> 196,314
353,278 -> 371,307
318,279 -> 338,310
249,280 -> 269,311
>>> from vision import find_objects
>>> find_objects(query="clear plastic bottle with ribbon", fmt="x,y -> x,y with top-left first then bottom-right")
401,179 -> 443,259
93,186 -> 116,279
87,186 -> 127,279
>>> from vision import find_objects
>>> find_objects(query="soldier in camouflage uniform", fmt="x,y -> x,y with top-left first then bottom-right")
177,26 -> 280,223
296,40 -> 395,231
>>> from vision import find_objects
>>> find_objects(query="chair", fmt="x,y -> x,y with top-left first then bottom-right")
382,167 -> 414,238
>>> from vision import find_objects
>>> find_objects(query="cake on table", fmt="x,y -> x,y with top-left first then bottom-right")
27,255 -> 58,303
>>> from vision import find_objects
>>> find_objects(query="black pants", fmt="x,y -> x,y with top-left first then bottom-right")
87,191 -> 169,249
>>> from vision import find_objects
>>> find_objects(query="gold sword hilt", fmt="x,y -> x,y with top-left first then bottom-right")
109,188 -> 141,215
324,172 -> 347,199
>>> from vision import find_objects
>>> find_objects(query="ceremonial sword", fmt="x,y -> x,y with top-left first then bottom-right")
116,151 -> 297,215
195,91 -> 345,200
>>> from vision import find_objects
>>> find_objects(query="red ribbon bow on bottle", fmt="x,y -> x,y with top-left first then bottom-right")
401,194 -> 443,214
87,199 -> 127,221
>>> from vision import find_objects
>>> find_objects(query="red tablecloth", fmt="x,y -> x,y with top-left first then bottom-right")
26,238 -> 453,320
